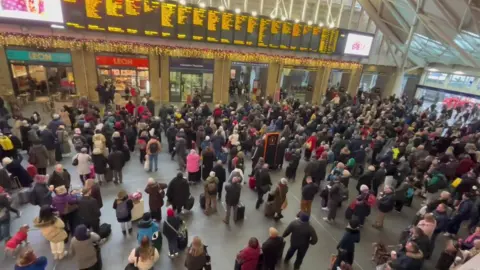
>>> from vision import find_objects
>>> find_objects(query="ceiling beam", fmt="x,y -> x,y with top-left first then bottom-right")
380,0 -> 410,31
431,0 -> 459,29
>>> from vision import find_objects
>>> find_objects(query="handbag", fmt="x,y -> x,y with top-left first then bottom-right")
124,248 -> 140,270
72,154 -> 79,166
165,220 -> 186,238
204,246 -> 212,270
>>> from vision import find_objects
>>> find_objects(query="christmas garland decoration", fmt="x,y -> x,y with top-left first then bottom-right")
0,32 -> 362,70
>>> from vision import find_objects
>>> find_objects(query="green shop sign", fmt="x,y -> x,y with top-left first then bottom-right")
6,49 -> 72,63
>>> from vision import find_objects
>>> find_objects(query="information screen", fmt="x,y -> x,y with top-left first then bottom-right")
319,28 -> 339,54
161,1 -> 177,38
269,20 -> 281,49
245,16 -> 259,46
280,21 -> 292,49
105,0 -> 142,35
207,8 -> 221,42
192,7 -> 206,41
62,0 -> 86,29
257,17 -> 271,48
177,4 -> 192,39
309,26 -> 321,52
233,13 -> 248,45
1,0 -> 63,23
86,0 -> 106,31
289,22 -> 302,50
221,11 -> 234,44
299,24 -> 312,51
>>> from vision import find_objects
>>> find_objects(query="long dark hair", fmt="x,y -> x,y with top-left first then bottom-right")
38,205 -> 55,223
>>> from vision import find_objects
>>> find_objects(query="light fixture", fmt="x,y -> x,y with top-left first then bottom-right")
235,8 -> 241,14
307,20 -> 312,25
428,68 -> 439,72
51,24 -> 65,29
454,71 -> 465,75
219,5 -> 225,11
270,14 -> 275,19
179,0 -> 186,5
199,2 -> 206,8
251,11 -> 257,16
281,16 -> 286,21
319,22 -> 324,27
329,22 -> 335,28
295,19 -> 300,23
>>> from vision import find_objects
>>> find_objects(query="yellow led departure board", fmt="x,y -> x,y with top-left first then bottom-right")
161,2 -> 177,37
192,7 -> 206,41
221,12 -> 234,44
207,9 -> 221,42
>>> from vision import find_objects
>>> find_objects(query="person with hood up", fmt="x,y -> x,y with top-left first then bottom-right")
185,236 -> 209,270
128,236 -> 160,270
48,164 -> 71,190
187,149 -> 201,184
39,125 -> 56,166
73,147 -> 91,185
282,212 -> 318,270
332,219 -> 361,269
91,148 -> 108,185
261,227 -> 285,270
166,172 -> 191,214
3,157 -> 33,187
113,190 -> 134,236
70,224 -> 101,270
137,212 -> 160,247
146,135 -> 162,172
204,171 -> 219,215
28,140 -> 49,175
163,207 -> 183,258
77,187 -> 101,233
236,237 -> 261,270
144,178 -> 167,221
389,241 -> 424,270
213,160 -> 227,200
373,186 -> 395,229
30,174 -> 53,207
301,176 -> 318,215
108,146 -> 126,184
14,249 -> 48,270
269,178 -> 289,220
33,205 -> 68,260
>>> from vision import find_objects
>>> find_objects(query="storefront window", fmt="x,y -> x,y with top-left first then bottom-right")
448,75 -> 475,89
425,72 -> 448,86
359,73 -> 378,92
169,57 -> 214,102
230,62 -> 268,101
280,67 -> 315,102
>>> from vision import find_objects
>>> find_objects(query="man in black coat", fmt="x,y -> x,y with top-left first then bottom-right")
356,165 -> 375,193
223,176 -> 242,225
301,177 -> 318,215
262,227 -> 285,270
283,212 -> 318,270
48,164 -> 71,190
108,146 -> 125,184
255,164 -> 272,209
303,158 -> 320,186
166,173 -> 190,214
373,186 -> 394,229
77,189 -> 101,233
212,160 -> 226,200
372,163 -> 386,196
315,156 -> 328,184
40,126 -> 56,166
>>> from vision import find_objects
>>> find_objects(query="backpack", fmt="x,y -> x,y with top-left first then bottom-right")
207,181 -> 217,195
149,142 -> 159,153
346,158 -> 356,168
138,139 -> 147,150
115,200 -> 129,220
72,136 -> 83,149
0,136 -> 13,150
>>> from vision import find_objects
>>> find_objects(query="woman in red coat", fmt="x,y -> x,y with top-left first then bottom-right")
304,132 -> 317,161
236,237 -> 261,270
125,100 -> 136,115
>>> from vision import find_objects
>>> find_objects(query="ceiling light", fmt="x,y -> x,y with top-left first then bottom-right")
51,24 -> 65,29
179,0 -> 186,5
199,2 -> 206,8
428,68 -> 439,72
251,11 -> 257,16
329,22 -> 335,28
295,19 -> 300,23
219,5 -> 225,11
307,20 -> 312,25
270,14 -> 275,19
235,8 -> 241,14
281,16 -> 286,21
319,22 -> 324,27
454,71 -> 465,75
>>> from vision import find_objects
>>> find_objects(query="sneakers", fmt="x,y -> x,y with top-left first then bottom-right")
323,217 -> 333,223
174,252 -> 179,257
321,207 -> 329,211
168,253 -> 175,258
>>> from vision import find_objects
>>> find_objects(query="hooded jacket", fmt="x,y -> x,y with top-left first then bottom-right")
137,217 -> 160,243
144,182 -> 167,211
33,217 -> 68,243
28,144 -> 49,168
30,182 -> 52,206
108,150 -> 125,171
77,196 -> 101,226
70,230 -> 101,269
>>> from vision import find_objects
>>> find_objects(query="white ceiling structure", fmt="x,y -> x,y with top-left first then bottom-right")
203,0 -> 480,69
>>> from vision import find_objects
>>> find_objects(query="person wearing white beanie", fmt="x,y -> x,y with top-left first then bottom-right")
204,171 -> 219,215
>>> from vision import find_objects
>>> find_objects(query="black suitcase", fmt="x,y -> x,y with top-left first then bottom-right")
177,230 -> 188,250
234,203 -> 245,221
99,223 -> 111,239
105,168 -> 113,182
184,196 -> 194,210
200,193 -> 206,209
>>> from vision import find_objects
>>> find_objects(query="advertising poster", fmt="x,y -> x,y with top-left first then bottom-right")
0,0 -> 63,23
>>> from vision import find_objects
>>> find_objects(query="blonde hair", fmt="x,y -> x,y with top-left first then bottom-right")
84,179 -> 95,190
117,190 -> 128,201
423,213 -> 435,223
189,236 -> 205,257
269,227 -> 278,237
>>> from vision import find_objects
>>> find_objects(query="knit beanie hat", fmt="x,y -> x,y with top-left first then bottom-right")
299,212 -> 310,222
167,208 -> 175,217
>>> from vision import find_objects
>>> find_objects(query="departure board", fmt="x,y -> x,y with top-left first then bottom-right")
221,11 -> 234,44
280,21 -> 292,49
299,24 -> 312,51
104,0 -> 142,34
269,20 -> 281,49
319,28 -> 339,54
257,17 -> 271,48
233,13 -> 248,45
310,26 -> 321,52
289,23 -> 302,50
62,0 -> 87,29
86,0 -> 106,31
161,1 -> 177,38
177,4 -> 192,39
143,0 -> 161,36
192,7 -> 206,41
207,8 -> 221,42
245,16 -> 259,46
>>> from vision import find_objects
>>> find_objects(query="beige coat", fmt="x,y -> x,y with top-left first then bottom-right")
60,111 -> 71,127
33,217 -> 68,243
128,248 -> 159,270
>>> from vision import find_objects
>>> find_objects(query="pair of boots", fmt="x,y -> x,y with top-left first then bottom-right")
122,228 -> 133,236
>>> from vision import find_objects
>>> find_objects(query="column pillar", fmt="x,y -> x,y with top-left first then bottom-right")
382,69 -> 404,98
0,47 -> 13,97
220,59 -> 231,104
71,50 -> 97,101
312,67 -> 331,104
159,55 -> 169,103
213,58 -> 223,104
148,54 -> 160,102
266,62 -> 281,99
347,68 -> 362,97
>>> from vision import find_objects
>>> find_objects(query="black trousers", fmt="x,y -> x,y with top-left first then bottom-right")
139,149 -> 146,164
256,190 -> 265,209
37,168 -> 47,175
217,181 -> 224,200
285,245 -> 309,269
394,200 -> 404,212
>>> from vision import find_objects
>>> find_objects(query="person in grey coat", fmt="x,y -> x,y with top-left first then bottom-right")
175,136 -> 187,171
28,140 -> 49,175
27,124 -> 40,145
70,225 -> 102,270
30,175 -> 52,207
223,176 -> 242,225
323,179 -> 345,223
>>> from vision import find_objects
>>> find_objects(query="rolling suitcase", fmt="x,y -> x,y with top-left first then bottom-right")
199,193 -> 206,209
184,196 -> 194,210
264,201 -> 275,217
234,203 -> 245,221
18,188 -> 32,205
249,176 -> 256,190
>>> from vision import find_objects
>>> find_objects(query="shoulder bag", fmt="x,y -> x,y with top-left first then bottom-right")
124,248 -> 140,270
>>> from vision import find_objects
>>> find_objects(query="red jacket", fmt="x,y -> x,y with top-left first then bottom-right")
125,102 -> 136,115
137,105 -> 146,115
456,158 -> 474,177
130,88 -> 137,97
237,246 -> 261,270
5,230 -> 27,249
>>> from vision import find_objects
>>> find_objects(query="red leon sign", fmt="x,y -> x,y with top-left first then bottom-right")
95,56 -> 149,68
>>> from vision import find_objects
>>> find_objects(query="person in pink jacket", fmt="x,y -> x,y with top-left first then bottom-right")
187,150 -> 201,184
417,213 -> 437,239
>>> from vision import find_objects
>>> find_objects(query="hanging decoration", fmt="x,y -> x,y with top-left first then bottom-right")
0,32 -> 362,70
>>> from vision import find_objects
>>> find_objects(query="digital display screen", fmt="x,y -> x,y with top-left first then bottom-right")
319,28 -> 339,54
1,0 -> 64,23
280,21 -> 292,49
177,4 -> 192,39
206,8 -> 221,42
343,33 -> 374,56
299,24 -> 312,51
62,0 -> 86,29
221,11 -> 234,44
161,1 -> 177,38
289,22 -> 302,50
143,0 -> 161,36
269,20 -> 281,49
192,7 -> 206,41
86,0 -> 106,31
245,15 -> 259,46
233,13 -> 248,45
310,26 -> 321,52
257,17 -> 271,48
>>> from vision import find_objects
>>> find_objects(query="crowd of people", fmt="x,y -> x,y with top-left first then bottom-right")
0,88 -> 480,270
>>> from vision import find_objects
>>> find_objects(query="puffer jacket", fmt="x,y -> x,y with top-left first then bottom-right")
52,193 -> 78,215
33,217 -> 68,243
137,218 -> 159,243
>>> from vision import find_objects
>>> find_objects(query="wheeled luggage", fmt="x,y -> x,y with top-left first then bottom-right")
234,203 -> 245,221
264,201 -> 275,217
200,193 -> 206,209
184,196 -> 195,210
249,176 -> 256,190
18,188 -> 32,204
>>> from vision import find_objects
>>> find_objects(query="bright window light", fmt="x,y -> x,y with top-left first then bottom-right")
219,5 -> 225,11
235,8 -> 241,14
251,11 -> 257,16
428,68 -> 439,72
199,2 -> 206,8
454,71 -> 465,75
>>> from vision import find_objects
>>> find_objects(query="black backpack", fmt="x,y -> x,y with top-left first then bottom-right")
149,142 -> 159,153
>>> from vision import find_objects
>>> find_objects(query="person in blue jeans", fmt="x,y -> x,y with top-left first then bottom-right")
0,191 -> 21,242
163,208 -> 182,258
146,136 -> 162,172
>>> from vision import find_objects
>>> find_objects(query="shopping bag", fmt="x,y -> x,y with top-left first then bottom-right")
329,254 -> 337,270
144,156 -> 149,171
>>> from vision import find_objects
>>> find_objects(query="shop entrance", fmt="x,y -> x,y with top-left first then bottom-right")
181,73 -> 203,102
170,71 -> 213,103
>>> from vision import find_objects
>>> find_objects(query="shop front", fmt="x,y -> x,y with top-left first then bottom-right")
95,54 -> 150,95
230,62 -> 268,102
169,57 -> 214,103
279,66 -> 316,102
6,48 -> 75,99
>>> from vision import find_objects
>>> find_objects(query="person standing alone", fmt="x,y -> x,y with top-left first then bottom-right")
282,212 -> 318,270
